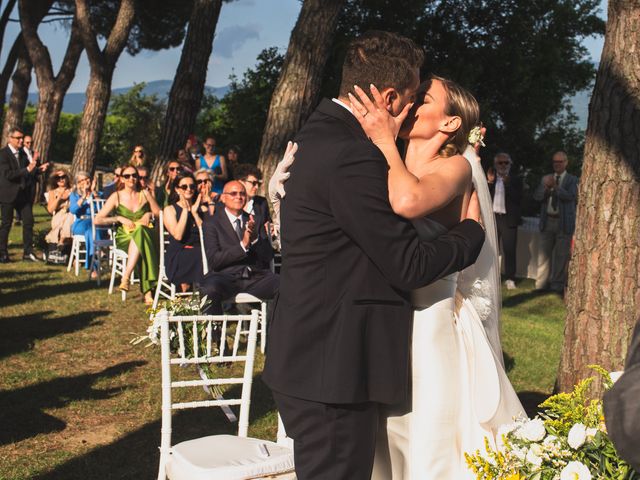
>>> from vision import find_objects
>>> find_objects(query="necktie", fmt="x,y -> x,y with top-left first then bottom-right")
551,175 -> 560,209
234,218 -> 243,241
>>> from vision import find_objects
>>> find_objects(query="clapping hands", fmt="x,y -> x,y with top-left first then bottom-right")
242,215 -> 257,248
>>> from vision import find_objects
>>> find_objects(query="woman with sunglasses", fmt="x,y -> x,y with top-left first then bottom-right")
163,172 -> 204,293
69,171 -> 102,275
95,165 -> 160,304
197,136 -> 228,195
129,145 -> 146,167
194,169 -> 218,217
156,160 -> 183,207
44,168 -> 74,263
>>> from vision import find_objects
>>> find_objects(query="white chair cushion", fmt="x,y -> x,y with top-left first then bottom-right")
167,434 -> 295,480
234,293 -> 261,303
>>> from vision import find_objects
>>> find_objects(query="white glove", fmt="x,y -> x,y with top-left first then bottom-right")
268,141 -> 297,237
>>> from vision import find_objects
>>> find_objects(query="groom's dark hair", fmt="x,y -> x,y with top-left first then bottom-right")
339,31 -> 424,98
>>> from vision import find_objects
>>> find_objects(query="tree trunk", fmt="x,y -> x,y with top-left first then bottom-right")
150,0 -> 223,183
2,48 -> 31,145
71,67 -> 113,174
20,0 -> 84,164
71,0 -> 135,175
558,0 -> 640,394
256,0 -> 345,187
0,35 -> 22,119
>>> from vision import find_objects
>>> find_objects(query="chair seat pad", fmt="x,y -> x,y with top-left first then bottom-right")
167,434 -> 295,480
234,293 -> 261,303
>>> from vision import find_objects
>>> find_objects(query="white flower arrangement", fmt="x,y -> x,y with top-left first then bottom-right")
468,126 -> 486,147
465,366 -> 639,480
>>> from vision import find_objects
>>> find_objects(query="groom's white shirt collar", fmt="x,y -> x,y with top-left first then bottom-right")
332,97 -> 354,115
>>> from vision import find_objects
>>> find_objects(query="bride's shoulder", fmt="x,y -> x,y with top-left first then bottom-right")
439,153 -> 472,180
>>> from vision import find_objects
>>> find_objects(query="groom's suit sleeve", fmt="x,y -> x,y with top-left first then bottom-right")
329,144 -> 485,291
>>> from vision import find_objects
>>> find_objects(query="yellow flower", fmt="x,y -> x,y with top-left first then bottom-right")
505,473 -> 523,480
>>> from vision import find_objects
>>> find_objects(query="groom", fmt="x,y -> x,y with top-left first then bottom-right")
262,31 -> 485,479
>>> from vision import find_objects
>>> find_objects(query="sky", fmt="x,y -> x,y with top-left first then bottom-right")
0,0 -> 607,94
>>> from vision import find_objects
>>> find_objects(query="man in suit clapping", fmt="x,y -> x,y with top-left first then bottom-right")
198,180 -> 278,315
0,127 -> 49,263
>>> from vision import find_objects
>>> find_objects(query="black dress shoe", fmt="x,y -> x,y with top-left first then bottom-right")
23,252 -> 41,262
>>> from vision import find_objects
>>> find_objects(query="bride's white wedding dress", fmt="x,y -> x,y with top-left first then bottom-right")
372,149 -> 526,480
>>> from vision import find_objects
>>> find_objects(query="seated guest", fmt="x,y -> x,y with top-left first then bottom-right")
177,148 -> 195,173
235,163 -> 273,246
226,145 -> 241,180
45,168 -> 74,262
129,145 -> 146,167
102,166 -> 121,199
163,172 -> 203,293
136,166 -> 155,199
195,169 -> 217,217
95,165 -> 160,304
604,320 -> 640,472
69,171 -> 102,276
198,181 -> 279,315
156,160 -> 183,207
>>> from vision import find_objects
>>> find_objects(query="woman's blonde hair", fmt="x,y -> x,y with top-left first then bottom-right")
431,75 -> 480,158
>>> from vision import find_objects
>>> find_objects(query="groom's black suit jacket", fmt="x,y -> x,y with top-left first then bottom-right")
262,99 -> 485,405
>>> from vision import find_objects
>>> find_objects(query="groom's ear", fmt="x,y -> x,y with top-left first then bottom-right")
440,115 -> 462,133
379,87 -> 398,111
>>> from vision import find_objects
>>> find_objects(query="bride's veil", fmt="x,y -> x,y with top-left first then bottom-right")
458,146 -> 504,367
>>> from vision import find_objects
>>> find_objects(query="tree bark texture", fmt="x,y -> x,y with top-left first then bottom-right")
2,47 -> 31,145
20,0 -> 83,164
558,0 -> 640,394
151,0 -> 222,183
71,0 -> 135,175
0,35 -> 22,117
256,0 -> 345,188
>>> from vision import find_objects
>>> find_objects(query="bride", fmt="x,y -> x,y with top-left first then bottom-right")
271,75 -> 525,479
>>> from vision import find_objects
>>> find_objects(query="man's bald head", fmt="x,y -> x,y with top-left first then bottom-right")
222,180 -> 248,215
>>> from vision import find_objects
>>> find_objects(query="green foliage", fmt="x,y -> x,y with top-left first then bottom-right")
325,0 -> 604,174
102,82 -> 166,166
19,105 -> 81,165
195,47 -> 285,163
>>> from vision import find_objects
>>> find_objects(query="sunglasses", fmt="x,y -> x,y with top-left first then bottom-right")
177,184 -> 196,191
55,175 -> 67,180
196,179 -> 211,185
122,173 -> 139,180
11,135 -> 24,140
138,175 -> 148,180
134,150 -> 144,154
244,180 -> 262,187
224,191 -> 246,197
168,166 -> 182,172
496,162 -> 510,166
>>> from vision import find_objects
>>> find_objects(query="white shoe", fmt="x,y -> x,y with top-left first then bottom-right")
505,280 -> 516,290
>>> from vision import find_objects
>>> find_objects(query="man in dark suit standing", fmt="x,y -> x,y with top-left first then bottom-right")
262,31 -> 485,480
488,152 -> 523,290
0,127 -> 49,262
198,180 -> 278,315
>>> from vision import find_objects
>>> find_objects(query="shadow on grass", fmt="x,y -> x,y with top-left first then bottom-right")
0,279 -> 98,308
503,350 -> 515,373
0,273 -> 63,291
502,289 -> 550,308
0,310 -> 107,360
0,361 -> 146,446
517,390 -> 550,418
32,376 -> 277,480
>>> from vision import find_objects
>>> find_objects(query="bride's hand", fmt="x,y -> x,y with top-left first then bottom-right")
348,84 -> 413,145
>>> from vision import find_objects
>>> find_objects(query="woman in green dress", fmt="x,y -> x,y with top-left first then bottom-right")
95,165 -> 161,304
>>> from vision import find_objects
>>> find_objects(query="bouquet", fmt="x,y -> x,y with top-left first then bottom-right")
465,366 -> 638,480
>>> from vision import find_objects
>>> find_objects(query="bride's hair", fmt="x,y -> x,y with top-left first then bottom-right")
431,75 -> 480,158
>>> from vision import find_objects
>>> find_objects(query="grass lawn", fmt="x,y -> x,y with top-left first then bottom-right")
0,206 -> 566,479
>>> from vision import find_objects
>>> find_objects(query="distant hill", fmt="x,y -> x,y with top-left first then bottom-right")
25,80 -> 230,114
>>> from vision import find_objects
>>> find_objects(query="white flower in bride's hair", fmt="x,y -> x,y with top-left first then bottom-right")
516,418 -> 546,442
560,461 -> 592,480
567,423 -> 587,449
468,126 -> 485,147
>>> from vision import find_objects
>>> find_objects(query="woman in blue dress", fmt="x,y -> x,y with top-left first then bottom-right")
68,171 -> 102,276
197,135 -> 228,195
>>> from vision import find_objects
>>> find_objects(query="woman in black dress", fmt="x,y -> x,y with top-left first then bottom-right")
162,172 -> 204,292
